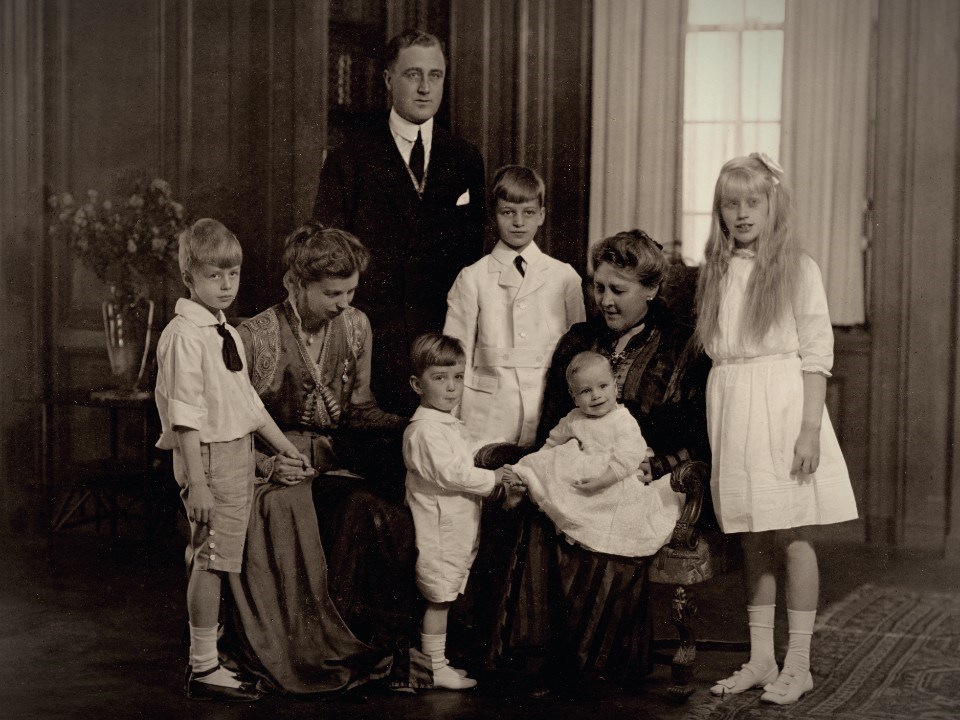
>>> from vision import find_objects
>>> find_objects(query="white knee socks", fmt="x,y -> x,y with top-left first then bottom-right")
189,624 -> 241,688
747,604 -> 777,668
420,632 -> 448,671
783,609 -> 816,675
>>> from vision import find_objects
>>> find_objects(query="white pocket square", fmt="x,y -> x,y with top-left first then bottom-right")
456,190 -> 470,206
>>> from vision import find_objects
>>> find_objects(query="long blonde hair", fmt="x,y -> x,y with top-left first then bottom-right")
695,154 -> 800,347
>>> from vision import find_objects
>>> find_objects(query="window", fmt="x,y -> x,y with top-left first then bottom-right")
680,0 -> 785,264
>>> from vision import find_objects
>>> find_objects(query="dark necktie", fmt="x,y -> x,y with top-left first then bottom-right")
409,129 -> 425,183
514,255 -> 526,277
216,323 -> 243,372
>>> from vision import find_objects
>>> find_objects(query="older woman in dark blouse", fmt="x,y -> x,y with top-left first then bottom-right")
487,229 -> 710,695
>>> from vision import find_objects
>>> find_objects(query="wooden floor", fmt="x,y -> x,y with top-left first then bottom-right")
0,525 -> 955,720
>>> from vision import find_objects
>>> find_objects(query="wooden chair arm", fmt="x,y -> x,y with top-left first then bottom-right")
667,460 -> 710,551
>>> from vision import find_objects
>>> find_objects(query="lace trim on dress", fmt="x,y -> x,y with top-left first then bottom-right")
244,309 -> 281,396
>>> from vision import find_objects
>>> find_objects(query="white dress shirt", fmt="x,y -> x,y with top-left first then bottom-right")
389,108 -> 434,175
155,298 -> 267,449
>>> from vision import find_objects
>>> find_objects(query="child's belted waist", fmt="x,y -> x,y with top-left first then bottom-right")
714,351 -> 799,366
473,346 -> 553,368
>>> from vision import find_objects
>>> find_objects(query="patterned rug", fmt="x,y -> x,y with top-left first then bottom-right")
690,583 -> 960,719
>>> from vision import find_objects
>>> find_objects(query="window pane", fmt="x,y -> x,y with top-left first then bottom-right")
745,0 -> 784,24
742,31 -> 783,120
688,0 -> 744,26
740,122 -> 780,159
683,122 -> 736,212
685,32 -> 740,121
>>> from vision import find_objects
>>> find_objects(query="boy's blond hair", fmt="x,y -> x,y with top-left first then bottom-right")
491,165 -> 545,208
178,218 -> 243,278
410,333 -> 465,378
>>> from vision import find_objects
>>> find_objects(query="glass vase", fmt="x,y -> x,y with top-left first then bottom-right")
102,294 -> 155,398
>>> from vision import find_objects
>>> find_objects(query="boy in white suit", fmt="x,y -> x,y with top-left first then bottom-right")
403,333 -> 522,690
444,165 -> 585,448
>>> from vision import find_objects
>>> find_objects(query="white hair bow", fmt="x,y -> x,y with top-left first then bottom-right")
750,152 -> 783,184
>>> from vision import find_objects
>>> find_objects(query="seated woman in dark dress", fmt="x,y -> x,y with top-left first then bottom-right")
488,229 -> 710,695
226,222 -> 430,694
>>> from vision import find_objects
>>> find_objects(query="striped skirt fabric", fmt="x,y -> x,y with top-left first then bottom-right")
490,508 -> 654,683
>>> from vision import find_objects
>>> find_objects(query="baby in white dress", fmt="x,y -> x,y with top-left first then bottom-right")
505,351 -> 679,557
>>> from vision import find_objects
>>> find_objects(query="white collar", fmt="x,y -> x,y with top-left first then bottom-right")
389,108 -> 434,145
491,240 -> 542,266
410,404 -> 460,424
176,297 -> 226,327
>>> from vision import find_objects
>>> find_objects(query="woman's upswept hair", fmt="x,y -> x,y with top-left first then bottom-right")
282,221 -> 370,284
409,332 -> 465,377
695,154 -> 800,347
590,229 -> 667,289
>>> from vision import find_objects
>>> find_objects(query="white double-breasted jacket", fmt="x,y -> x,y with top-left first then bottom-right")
444,241 -> 585,447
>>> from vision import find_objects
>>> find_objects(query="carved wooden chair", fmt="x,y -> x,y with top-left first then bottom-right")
645,261 -> 746,701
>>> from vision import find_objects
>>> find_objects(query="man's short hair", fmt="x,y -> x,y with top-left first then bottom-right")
564,351 -> 612,389
384,28 -> 445,70
178,218 -> 242,276
283,221 -> 369,283
491,165 -> 545,207
410,332 -> 465,377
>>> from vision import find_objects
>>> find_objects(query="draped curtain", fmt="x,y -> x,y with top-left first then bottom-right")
590,0 -> 872,324
781,0 -> 873,325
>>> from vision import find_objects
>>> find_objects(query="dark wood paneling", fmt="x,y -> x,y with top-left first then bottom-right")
869,0 -> 960,550
1,0 -> 46,533
450,0 -> 591,269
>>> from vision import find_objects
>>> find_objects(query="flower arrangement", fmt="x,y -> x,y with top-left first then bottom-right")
48,178 -> 189,304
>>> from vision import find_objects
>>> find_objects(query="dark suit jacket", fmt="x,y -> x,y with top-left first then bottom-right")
313,120 -> 486,413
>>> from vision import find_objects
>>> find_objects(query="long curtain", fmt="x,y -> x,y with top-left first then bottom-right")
589,0 -> 683,259
781,0 -> 873,325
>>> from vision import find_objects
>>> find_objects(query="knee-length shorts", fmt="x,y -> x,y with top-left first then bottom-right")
173,434 -> 255,574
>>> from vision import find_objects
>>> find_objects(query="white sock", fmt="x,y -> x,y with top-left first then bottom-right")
421,632 -> 448,672
747,604 -> 777,668
783,609 -> 816,675
189,624 -> 219,673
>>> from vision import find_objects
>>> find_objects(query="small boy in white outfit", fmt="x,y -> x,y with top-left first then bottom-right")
444,165 -> 585,448
503,352 -> 680,557
403,333 -> 523,690
155,218 -> 311,702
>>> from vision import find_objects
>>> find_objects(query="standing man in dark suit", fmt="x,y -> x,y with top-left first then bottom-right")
313,29 -> 486,415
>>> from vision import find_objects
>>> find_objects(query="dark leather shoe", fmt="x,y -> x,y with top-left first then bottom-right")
186,666 -> 261,702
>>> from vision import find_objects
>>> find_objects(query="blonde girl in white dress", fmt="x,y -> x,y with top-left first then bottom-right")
696,154 -> 858,705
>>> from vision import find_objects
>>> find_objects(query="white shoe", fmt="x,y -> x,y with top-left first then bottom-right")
761,667 -> 813,704
710,662 -> 779,696
432,664 -> 478,690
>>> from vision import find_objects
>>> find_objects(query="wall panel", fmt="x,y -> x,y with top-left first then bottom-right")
450,0 -> 591,269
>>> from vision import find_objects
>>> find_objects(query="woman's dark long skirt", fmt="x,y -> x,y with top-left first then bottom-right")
224,476 -> 430,694
490,505 -> 654,686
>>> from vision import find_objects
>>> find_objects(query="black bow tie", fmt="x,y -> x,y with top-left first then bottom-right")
215,323 -> 243,372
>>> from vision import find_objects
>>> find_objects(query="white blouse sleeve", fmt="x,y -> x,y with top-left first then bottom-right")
793,255 -> 834,376
404,422 -> 497,497
607,410 -> 647,481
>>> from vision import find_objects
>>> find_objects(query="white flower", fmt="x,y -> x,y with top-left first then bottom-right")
128,194 -> 144,208
127,238 -> 137,253
102,200 -> 112,212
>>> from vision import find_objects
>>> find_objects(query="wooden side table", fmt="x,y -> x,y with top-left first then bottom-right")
44,389 -> 169,537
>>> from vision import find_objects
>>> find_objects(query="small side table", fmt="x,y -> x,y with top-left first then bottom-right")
44,389 -> 168,537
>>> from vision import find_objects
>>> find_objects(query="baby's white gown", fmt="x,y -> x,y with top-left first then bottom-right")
514,405 -> 681,557
705,254 -> 858,533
